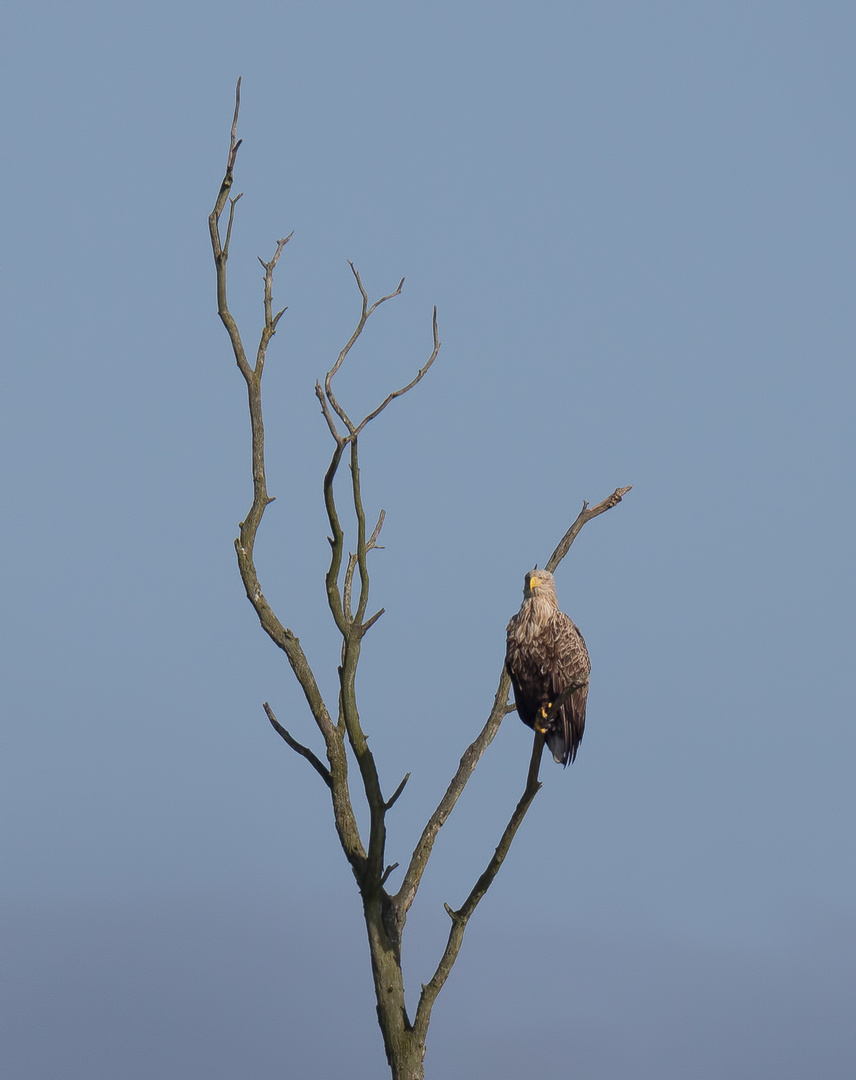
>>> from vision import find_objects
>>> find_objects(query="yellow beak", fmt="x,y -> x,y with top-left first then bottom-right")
528,575 -> 541,590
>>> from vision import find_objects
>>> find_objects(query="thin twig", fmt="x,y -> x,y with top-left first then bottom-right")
380,862 -> 400,887
361,608 -> 385,635
256,232 -> 293,374
264,703 -> 332,788
385,772 -> 411,811
223,193 -> 243,258
227,77 -> 242,171
367,509 -> 386,550
315,381 -> 343,445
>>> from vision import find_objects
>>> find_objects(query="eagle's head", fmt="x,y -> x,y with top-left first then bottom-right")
523,567 -> 557,602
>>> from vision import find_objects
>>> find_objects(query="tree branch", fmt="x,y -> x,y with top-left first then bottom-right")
395,483 -> 630,917
367,509 -> 386,550
315,380 -> 344,444
537,677 -> 588,729
264,702 -> 332,788
227,76 -> 242,171
223,193 -> 242,259
320,270 -> 438,445
413,729 -> 547,1040
208,80 -> 250,383
393,672 -> 512,915
343,552 -> 358,623
256,232 -> 293,374
314,266 -> 442,895
380,862 -> 400,887
210,80 -> 367,883
322,442 -> 349,635
322,265 -> 404,434
354,307 -> 441,435
361,607 -> 385,635
385,772 -> 411,811
337,440 -> 388,885
344,509 -> 385,624
546,486 -> 632,572
350,439 -> 371,625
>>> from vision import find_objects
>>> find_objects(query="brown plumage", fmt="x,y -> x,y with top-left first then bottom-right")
505,568 -> 590,765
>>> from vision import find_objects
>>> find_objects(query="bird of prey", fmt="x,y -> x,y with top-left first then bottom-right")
505,568 -> 590,765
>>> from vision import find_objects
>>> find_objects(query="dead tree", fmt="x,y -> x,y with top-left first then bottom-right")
209,80 -> 630,1080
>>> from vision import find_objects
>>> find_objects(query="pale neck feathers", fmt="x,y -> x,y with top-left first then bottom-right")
514,592 -> 558,642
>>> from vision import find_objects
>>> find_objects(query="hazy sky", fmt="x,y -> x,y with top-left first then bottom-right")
3,2 -> 855,1077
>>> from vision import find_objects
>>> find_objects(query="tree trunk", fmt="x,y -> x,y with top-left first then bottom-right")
363,895 -> 426,1080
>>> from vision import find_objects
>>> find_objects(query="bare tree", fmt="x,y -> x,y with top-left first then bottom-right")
209,79 -> 631,1080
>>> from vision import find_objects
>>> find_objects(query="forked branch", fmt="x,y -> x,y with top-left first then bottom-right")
411,659 -> 598,1040
317,270 -> 440,445
322,264 -> 405,436
210,80 -> 366,884
414,728 -> 546,1039
354,306 -> 440,435
394,482 -> 629,919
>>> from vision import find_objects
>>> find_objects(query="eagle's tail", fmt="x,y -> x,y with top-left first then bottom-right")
546,729 -> 570,767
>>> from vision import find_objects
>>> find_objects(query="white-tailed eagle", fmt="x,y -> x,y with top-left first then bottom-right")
505,568 -> 590,766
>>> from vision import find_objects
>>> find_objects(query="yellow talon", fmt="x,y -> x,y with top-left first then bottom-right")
535,702 -> 552,733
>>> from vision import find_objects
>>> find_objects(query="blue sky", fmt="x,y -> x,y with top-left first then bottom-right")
3,2 -> 856,1077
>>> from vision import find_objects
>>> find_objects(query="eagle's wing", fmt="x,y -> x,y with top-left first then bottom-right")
505,611 -> 542,730
547,612 -> 590,765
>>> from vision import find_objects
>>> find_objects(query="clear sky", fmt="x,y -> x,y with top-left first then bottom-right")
3,2 -> 855,1077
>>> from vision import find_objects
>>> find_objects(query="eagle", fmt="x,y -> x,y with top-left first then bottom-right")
505,568 -> 591,766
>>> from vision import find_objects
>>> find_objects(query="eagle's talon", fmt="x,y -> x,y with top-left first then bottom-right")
536,703 -> 552,731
